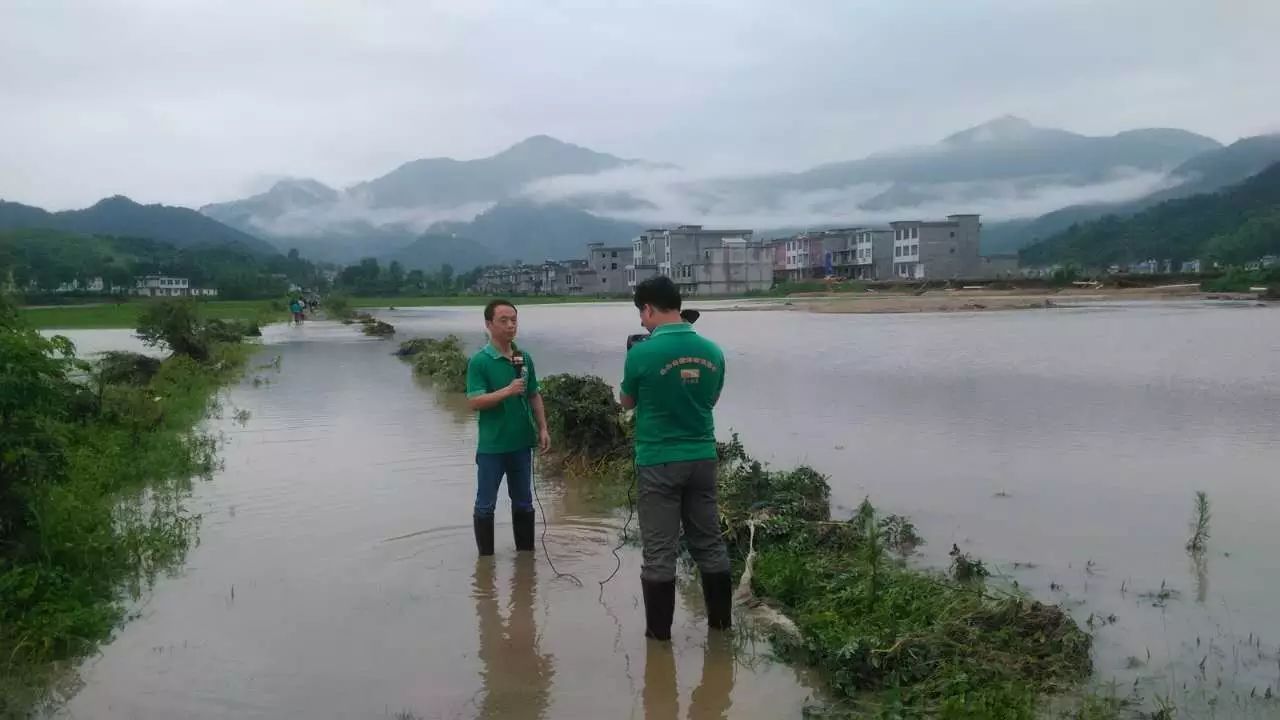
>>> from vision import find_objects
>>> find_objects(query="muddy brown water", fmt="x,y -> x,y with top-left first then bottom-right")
53,300 -> 1280,717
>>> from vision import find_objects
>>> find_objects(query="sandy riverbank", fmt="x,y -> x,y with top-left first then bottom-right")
714,286 -> 1264,315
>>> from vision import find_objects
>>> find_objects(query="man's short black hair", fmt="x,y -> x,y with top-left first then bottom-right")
633,276 -> 682,313
484,299 -> 516,322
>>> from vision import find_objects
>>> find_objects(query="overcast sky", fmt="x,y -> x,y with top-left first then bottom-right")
2,0 -> 1277,210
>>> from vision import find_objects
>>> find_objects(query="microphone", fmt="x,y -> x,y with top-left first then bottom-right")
512,352 -> 524,378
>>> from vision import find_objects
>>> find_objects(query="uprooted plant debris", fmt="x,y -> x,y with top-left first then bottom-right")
360,318 -> 396,337
396,336 -> 467,392
535,372 -> 1094,718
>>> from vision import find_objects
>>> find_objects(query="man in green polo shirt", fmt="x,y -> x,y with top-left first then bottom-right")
620,276 -> 731,641
466,299 -> 550,557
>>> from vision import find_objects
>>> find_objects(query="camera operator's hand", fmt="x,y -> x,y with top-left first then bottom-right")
503,377 -> 527,398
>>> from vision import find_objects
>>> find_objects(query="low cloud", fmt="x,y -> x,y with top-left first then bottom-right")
247,197 -> 494,236
520,164 -> 1183,231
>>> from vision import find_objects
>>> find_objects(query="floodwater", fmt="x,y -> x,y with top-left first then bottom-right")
56,320 -> 817,720
57,299 -> 1280,717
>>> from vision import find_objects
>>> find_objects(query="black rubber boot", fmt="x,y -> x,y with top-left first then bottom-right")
641,579 -> 676,641
473,515 -> 495,557
700,571 -> 733,631
512,509 -> 536,552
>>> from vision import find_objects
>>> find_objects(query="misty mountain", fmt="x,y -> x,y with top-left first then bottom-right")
200,136 -> 645,266
350,135 -> 636,209
202,178 -> 340,230
199,118 -> 1230,271
983,134 -> 1280,253
387,233 -> 496,273
0,195 -> 276,255
1019,160 -> 1280,268
427,201 -> 644,265
754,116 -> 1219,193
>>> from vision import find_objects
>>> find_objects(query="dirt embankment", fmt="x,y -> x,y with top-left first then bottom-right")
746,285 -> 1255,315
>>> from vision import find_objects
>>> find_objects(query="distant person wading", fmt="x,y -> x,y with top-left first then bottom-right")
620,277 -> 732,640
465,300 -> 551,556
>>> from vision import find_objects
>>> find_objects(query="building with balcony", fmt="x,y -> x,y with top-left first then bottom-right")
627,225 -> 773,295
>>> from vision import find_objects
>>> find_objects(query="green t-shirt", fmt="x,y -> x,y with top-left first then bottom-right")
466,343 -> 540,454
621,323 -> 725,467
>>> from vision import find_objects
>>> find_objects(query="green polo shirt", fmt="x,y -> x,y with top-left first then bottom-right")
466,343 -> 540,454
621,322 -> 725,467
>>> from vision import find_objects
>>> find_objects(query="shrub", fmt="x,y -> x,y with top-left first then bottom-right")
403,335 -> 467,392
136,299 -> 209,360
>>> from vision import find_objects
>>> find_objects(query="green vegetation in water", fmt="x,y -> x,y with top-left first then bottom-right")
360,317 -> 396,337
1186,490 -> 1211,554
396,335 -> 468,393
526,374 -> 1095,718
0,297 -> 254,718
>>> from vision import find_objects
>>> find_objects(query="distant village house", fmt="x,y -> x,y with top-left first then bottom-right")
132,275 -> 218,297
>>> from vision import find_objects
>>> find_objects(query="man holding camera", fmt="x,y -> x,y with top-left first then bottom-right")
621,277 -> 731,641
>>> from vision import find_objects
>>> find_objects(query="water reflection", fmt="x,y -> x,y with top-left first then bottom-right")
689,633 -> 735,719
641,631 -> 736,719
473,555 -> 553,720
643,640 -> 679,719
1191,551 -> 1210,604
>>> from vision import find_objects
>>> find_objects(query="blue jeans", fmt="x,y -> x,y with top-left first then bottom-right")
474,449 -> 534,518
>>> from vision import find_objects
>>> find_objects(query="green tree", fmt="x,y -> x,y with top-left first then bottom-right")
388,260 -> 405,291
136,299 -> 209,361
0,296 -> 84,548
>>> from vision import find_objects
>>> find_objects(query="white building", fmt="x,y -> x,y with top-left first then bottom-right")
53,276 -> 106,293
133,275 -> 218,297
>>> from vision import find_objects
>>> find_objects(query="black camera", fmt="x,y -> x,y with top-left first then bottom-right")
627,309 -> 701,350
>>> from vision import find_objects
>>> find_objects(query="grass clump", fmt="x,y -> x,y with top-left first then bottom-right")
0,296 -> 251,717
397,335 -> 468,392
1186,490 -> 1210,554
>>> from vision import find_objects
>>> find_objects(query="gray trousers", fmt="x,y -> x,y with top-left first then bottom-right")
637,460 -> 731,583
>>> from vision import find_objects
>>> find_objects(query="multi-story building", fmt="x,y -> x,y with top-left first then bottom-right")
134,275 -> 189,297
778,233 -> 825,282
888,214 -> 982,280
587,242 -> 630,295
828,229 -> 895,280
627,225 -> 773,295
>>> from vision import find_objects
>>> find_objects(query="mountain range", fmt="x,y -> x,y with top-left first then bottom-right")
5,117 -> 1277,274
0,196 -> 277,255
1019,160 -> 1280,268
201,117 -> 1280,271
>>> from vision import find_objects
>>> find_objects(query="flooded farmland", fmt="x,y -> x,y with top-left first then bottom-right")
55,300 -> 1280,718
